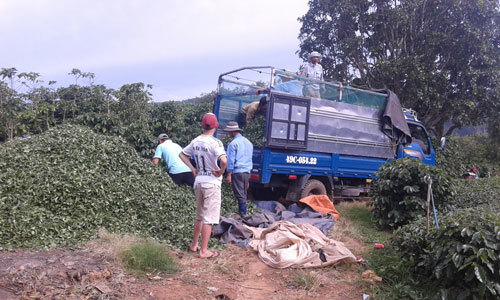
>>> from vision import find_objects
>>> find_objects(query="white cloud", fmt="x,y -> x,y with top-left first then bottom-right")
0,0 -> 308,75
0,0 -> 310,100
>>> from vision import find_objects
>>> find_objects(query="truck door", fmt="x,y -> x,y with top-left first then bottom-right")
401,123 -> 436,166
266,92 -> 310,150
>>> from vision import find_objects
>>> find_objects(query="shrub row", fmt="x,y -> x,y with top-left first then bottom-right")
433,135 -> 500,178
393,207 -> 500,299
450,177 -> 500,211
390,177 -> 500,299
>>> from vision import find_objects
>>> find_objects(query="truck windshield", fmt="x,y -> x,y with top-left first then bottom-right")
408,124 -> 431,155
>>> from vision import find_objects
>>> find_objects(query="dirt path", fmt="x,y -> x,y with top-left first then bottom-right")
0,203 -> 375,300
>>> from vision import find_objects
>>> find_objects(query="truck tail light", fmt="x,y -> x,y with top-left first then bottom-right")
250,174 -> 260,181
288,175 -> 297,180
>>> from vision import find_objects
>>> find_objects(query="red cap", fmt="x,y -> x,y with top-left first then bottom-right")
202,113 -> 218,130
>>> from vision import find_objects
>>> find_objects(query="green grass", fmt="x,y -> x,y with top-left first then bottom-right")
337,202 -> 433,299
366,248 -> 434,299
337,203 -> 391,244
120,240 -> 178,275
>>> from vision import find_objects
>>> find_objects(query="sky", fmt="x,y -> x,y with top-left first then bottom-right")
0,0 -> 310,101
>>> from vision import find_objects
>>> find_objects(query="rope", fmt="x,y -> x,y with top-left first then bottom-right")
247,69 -> 272,75
226,75 -> 263,85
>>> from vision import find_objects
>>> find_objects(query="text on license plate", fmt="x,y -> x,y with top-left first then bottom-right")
286,155 -> 317,165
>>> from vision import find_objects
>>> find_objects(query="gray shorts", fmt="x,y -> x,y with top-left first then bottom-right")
194,182 -> 221,224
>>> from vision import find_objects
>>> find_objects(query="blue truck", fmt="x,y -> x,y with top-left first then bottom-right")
213,67 -> 436,201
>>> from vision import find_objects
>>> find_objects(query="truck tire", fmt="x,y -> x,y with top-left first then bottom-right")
300,179 -> 327,199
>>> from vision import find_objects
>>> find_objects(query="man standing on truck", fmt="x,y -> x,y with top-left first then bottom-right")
224,121 -> 253,217
179,113 -> 227,259
152,133 -> 194,187
298,51 -> 324,98
240,96 -> 267,127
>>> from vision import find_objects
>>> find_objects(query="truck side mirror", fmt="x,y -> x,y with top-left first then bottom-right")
440,137 -> 446,151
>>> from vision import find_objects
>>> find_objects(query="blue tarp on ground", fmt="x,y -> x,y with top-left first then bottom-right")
213,200 -> 336,248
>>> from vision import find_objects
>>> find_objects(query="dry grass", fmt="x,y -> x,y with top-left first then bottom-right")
289,270 -> 320,291
96,228 -> 145,257
330,202 -> 367,242
214,261 -> 239,276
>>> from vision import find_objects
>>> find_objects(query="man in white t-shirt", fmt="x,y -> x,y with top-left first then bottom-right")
179,113 -> 227,259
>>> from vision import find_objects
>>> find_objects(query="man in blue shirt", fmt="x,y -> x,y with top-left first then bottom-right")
224,121 -> 253,216
152,133 -> 194,187
298,51 -> 324,98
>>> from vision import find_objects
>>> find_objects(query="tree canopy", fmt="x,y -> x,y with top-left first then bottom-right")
0,67 -> 213,157
298,0 -> 500,136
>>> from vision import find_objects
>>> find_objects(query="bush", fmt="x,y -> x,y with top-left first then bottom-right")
0,124 -> 243,249
393,177 -> 500,259
391,216 -> 430,260
450,177 -> 500,211
422,208 -> 500,299
150,101 -> 211,148
393,206 -> 500,299
433,135 -> 500,178
74,101 -> 212,159
371,158 -> 455,229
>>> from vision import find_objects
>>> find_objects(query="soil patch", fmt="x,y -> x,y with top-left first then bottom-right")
0,202 -> 376,300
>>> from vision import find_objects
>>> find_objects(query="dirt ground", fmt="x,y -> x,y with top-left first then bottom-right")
0,203 -> 378,300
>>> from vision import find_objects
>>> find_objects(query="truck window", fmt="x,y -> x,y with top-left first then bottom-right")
268,93 -> 309,149
408,124 -> 430,155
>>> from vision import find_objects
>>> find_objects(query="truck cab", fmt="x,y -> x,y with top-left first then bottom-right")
400,109 -> 436,166
214,67 -> 435,201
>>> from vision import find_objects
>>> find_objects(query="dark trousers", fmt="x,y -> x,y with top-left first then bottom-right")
170,172 -> 195,187
238,113 -> 247,128
231,172 -> 250,216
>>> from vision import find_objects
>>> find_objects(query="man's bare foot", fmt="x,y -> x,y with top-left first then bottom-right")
188,244 -> 198,253
198,250 -> 220,259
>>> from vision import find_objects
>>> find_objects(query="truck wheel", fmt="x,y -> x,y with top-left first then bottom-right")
300,179 -> 327,199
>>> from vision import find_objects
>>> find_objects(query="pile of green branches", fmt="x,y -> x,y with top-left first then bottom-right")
0,124 -> 243,249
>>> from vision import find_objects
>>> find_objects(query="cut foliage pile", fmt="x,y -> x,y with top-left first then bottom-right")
243,115 -> 266,147
0,124 -> 239,249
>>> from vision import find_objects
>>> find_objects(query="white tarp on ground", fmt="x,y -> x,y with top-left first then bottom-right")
246,221 -> 356,268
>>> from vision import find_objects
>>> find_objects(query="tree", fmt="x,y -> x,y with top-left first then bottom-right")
0,68 -> 24,140
17,72 -> 46,134
114,83 -> 153,121
298,0 -> 500,136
